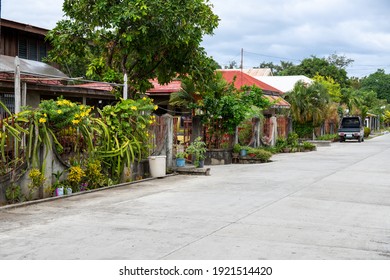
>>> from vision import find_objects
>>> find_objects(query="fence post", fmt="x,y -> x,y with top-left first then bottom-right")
14,57 -> 21,114
191,116 -> 202,142
41,137 -> 54,198
252,117 -> 261,147
162,114 -> 173,168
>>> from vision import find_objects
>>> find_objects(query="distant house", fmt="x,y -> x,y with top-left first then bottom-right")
218,69 -> 289,102
0,18 -> 50,61
146,79 -> 183,115
218,70 -> 291,144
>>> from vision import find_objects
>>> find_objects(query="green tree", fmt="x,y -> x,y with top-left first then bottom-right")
46,0 -> 219,96
285,81 -> 330,137
280,56 -> 349,88
326,53 -> 354,70
360,69 -> 390,102
340,87 -> 360,115
353,89 -> 385,122
313,74 -> 342,103
258,61 -> 294,75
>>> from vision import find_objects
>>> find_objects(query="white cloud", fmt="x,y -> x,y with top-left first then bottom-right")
2,0 -> 390,77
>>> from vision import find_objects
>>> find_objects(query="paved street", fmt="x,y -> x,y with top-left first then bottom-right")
1,134 -> 390,260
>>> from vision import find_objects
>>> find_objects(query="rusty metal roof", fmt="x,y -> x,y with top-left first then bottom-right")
218,70 -> 283,95
146,79 -> 182,94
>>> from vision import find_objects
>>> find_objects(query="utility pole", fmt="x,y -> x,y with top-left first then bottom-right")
240,48 -> 244,70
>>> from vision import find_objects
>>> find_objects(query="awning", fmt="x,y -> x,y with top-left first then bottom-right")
0,55 -> 68,79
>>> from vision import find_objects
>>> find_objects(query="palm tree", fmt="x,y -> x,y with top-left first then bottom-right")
340,88 -> 360,115
169,77 -> 197,108
285,81 -> 330,138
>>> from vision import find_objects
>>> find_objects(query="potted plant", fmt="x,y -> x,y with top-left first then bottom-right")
186,137 -> 207,168
176,151 -> 187,167
239,146 -> 250,157
232,143 -> 241,158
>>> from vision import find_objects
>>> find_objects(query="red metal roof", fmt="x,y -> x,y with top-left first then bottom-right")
75,82 -> 114,91
146,79 -> 182,94
218,70 -> 283,95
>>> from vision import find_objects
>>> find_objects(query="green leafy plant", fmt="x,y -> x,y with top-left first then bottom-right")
248,148 -> 273,162
287,132 -> 299,148
302,141 -> 316,151
28,168 -> 46,200
67,165 -> 85,190
176,152 -> 187,159
275,138 -> 287,152
364,127 -> 371,138
5,183 -> 22,204
232,143 -> 241,153
186,137 -> 207,167
95,97 -> 157,180
84,159 -> 104,189
316,134 -> 339,141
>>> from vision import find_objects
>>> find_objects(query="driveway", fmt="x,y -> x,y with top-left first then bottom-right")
1,134 -> 390,259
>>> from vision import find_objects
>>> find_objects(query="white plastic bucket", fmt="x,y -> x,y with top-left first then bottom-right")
148,155 -> 166,177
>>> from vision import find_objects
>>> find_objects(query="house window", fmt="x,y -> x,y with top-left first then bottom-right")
0,93 -> 15,118
18,38 -> 28,59
18,37 -> 47,61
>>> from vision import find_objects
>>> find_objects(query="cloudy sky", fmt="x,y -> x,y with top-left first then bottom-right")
2,0 -> 390,77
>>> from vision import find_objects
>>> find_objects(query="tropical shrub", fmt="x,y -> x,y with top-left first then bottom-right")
247,147 -> 273,162
302,141 -> 316,151
316,134 -> 339,141
186,137 -> 207,167
67,165 -> 85,190
287,132 -> 299,148
28,168 -> 46,200
84,159 -> 105,189
5,183 -> 22,204
96,97 -> 157,180
364,127 -> 371,138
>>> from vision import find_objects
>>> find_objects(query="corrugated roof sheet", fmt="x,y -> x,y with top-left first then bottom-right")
146,79 -> 182,94
0,55 -> 68,78
74,82 -> 114,91
242,68 -> 273,77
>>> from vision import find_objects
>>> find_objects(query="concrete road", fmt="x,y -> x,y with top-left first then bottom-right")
1,134 -> 390,260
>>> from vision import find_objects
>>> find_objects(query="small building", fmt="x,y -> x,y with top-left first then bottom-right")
1,18 -> 51,61
218,70 -> 291,144
1,19 -> 116,115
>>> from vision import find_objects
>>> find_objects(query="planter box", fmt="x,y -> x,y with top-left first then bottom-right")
205,149 -> 232,165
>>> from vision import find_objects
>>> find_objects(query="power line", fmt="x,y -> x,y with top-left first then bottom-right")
243,50 -> 302,62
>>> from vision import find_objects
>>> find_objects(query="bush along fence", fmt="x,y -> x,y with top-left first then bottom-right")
0,97 -> 173,206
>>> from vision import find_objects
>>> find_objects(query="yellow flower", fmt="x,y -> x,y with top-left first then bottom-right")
75,114 -> 80,118
154,105 -> 158,110
142,97 -> 147,101
149,120 -> 154,124
44,113 -> 47,117
131,106 -> 137,110
39,118 -> 47,123
57,110 -> 63,114
72,119 -> 80,125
